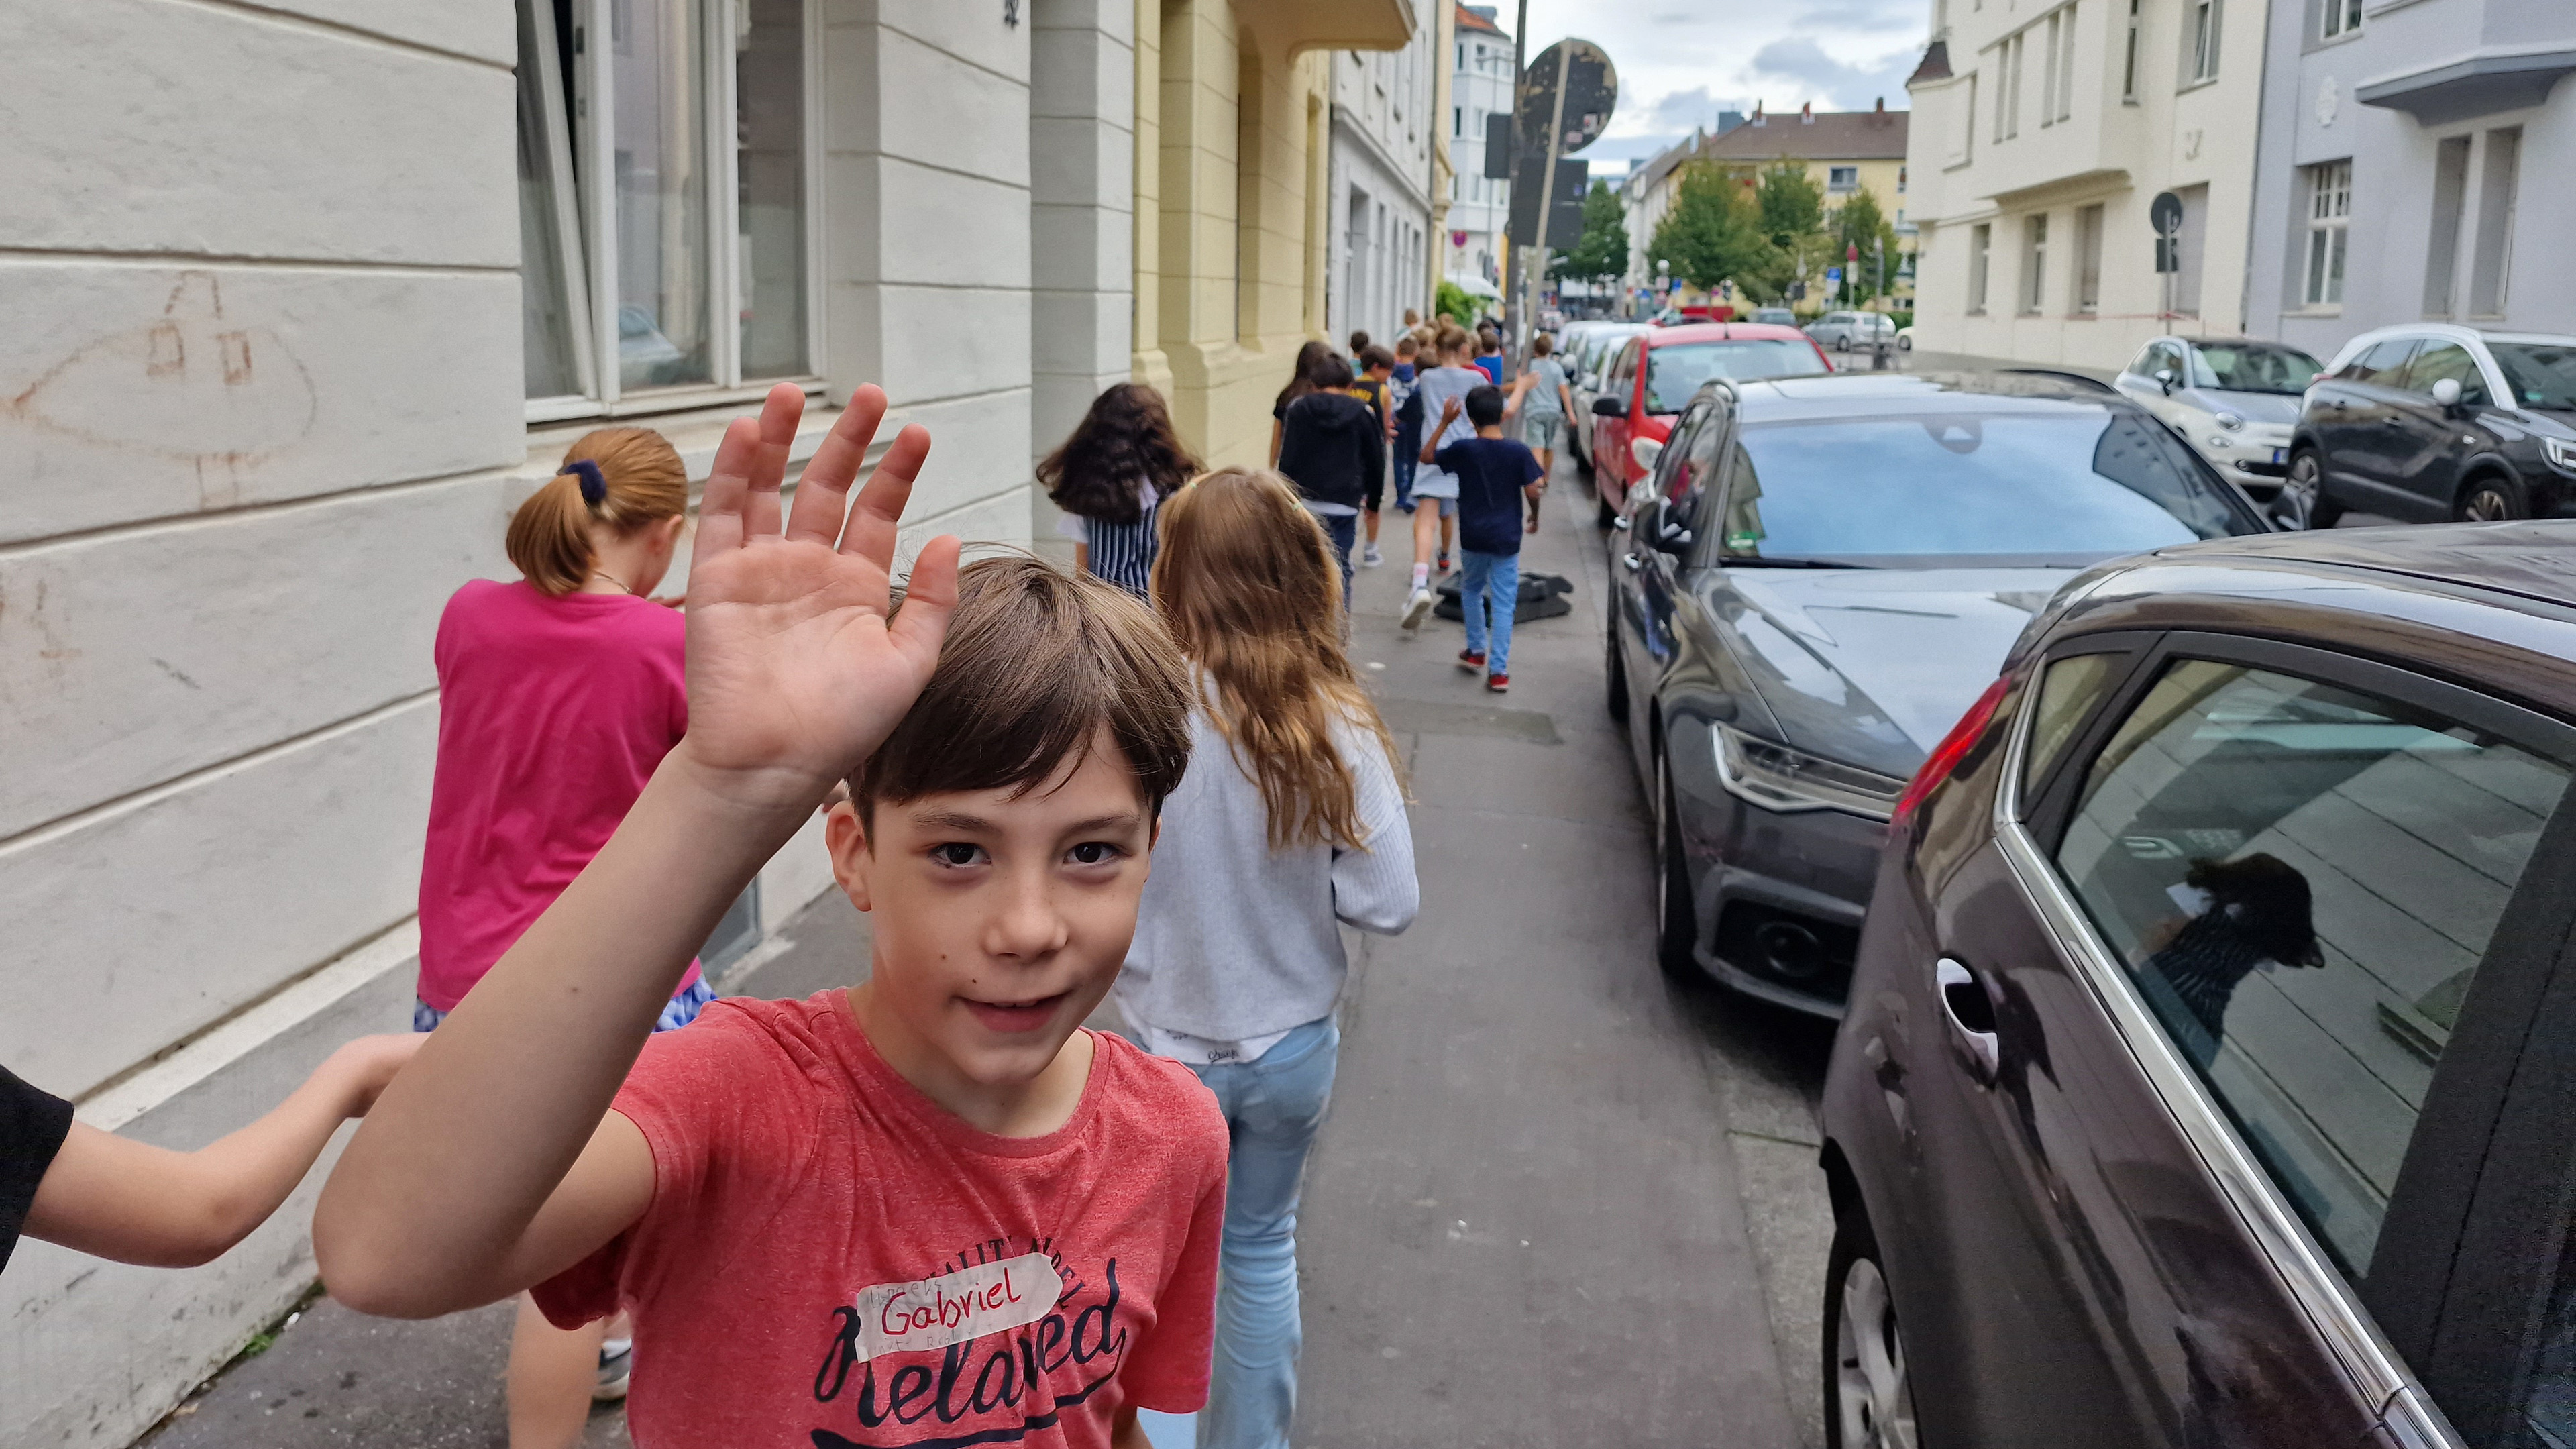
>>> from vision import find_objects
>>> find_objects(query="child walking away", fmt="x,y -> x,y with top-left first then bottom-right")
421,425 -> 710,1444
1400,323 -> 1486,630
1040,382 -> 1203,599
1269,339 -> 1338,466
317,384 -> 1228,1449
1125,468 -> 1417,1446
1388,336 -> 1423,521
3,1037 -> 419,1277
1273,352 -> 1383,604
1352,345 -> 1397,566
1503,331 -> 1575,476
1424,386 -> 1546,692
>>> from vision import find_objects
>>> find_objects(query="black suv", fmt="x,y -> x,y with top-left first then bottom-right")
2279,325 -> 2576,529
1819,521 -> 2576,1449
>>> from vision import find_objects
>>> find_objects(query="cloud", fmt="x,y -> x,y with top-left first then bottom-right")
1748,36 -> 1920,111
1802,0 -> 1919,32
1633,84 -> 1753,136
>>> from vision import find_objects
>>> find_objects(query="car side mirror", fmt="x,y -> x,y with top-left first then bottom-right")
2154,368 -> 2178,396
2430,377 -> 2463,408
1631,437 -> 1664,473
1593,394 -> 1628,418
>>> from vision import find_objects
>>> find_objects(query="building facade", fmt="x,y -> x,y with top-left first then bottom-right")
1621,117 -> 1745,309
1327,0 -> 1441,346
0,0 -> 1413,1440
1904,0 -> 2267,368
1444,3 -> 1513,290
2245,0 -> 2573,358
1698,102 -> 1915,309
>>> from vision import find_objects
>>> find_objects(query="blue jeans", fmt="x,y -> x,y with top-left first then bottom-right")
1185,1018 -> 1339,1449
1392,429 -> 1419,510
1316,512 -> 1356,608
1458,549 -> 1519,675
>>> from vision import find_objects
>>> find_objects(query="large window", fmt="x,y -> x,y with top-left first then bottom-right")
2021,213 -> 2048,313
2121,0 -> 2141,100
516,0 -> 814,417
2075,203 -> 2104,314
2469,126 -> 2520,318
2300,160 -> 2350,309
2187,0 -> 2221,83
1969,222 -> 1992,312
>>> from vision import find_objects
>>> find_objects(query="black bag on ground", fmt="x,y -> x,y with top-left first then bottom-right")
1434,570 -> 1572,622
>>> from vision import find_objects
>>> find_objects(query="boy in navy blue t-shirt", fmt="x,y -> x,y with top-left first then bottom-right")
1421,385 -> 1546,692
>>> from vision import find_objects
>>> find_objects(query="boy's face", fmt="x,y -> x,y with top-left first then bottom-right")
826,733 -> 1155,1092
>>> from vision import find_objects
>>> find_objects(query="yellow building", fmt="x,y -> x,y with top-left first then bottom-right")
1697,102 -> 1915,308
1132,1 -> 1417,469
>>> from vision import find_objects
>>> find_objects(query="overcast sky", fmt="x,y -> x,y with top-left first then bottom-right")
1496,0 -> 1929,172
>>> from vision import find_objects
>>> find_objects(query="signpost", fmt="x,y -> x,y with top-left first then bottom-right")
2150,189 -> 2184,323
1501,36 -> 1617,362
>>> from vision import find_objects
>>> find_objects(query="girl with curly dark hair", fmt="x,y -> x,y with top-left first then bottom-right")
1038,382 -> 1202,598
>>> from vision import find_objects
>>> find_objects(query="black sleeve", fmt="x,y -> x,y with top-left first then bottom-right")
1360,413 -> 1385,498
1,1063 -> 74,1274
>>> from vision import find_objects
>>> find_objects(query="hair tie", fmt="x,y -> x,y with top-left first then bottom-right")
560,458 -> 607,507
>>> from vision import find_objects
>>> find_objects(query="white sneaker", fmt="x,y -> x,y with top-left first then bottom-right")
1362,543 -> 1384,567
595,1338 -> 634,1402
1401,588 -> 1435,631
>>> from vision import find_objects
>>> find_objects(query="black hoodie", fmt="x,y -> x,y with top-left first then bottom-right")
1275,390 -> 1385,512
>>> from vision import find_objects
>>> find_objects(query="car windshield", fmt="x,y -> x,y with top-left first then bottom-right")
1645,341 -> 1826,413
2490,343 -> 2576,410
1750,309 -> 1796,324
1717,409 -> 2261,566
2188,343 -> 2323,394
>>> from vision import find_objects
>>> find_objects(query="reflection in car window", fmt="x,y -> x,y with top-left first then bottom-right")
1715,411 -> 2259,564
2404,344 -> 2489,404
2345,338 -> 2420,386
2491,343 -> 2576,411
2190,344 -> 2324,395
2025,652 -> 2127,799
1644,341 -> 1827,413
2056,659 -> 2567,1277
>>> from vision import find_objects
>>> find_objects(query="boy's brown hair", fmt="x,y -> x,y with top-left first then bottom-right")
852,555 -> 1194,820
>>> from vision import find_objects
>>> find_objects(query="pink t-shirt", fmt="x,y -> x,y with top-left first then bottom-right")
417,579 -> 695,1012
535,994 -> 1228,1448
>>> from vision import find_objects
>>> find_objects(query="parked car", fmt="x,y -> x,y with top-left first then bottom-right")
1605,372 -> 2268,1016
2113,335 -> 2322,502
1895,324 -> 1913,352
1805,311 -> 1899,352
1585,323 -> 1831,524
1568,322 -> 1651,471
1819,519 -> 2576,1449
2278,324 -> 2576,529
1746,307 -> 1799,327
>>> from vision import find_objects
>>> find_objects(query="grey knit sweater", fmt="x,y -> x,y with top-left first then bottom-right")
1114,698 -> 1417,1042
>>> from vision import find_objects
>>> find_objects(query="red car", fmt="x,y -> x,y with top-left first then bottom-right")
1585,323 -> 1833,523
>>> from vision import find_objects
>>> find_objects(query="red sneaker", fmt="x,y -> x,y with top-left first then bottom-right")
1457,649 -> 1486,672
1485,673 -> 1509,693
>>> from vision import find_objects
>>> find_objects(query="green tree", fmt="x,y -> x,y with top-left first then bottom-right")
1748,162 -> 1831,303
1648,162 -> 1774,297
1830,190 -> 1902,303
1436,279 -> 1484,327
1552,181 -> 1631,283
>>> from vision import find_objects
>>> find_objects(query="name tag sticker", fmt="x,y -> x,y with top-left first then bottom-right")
853,1253 -> 1059,1363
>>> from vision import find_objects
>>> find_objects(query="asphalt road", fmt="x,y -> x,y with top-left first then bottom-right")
138,447 -> 1843,1449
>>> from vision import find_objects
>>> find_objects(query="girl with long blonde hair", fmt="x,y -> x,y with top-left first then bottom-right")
1119,466 -> 1418,1448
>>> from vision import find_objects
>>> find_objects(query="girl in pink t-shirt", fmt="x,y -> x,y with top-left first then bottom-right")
418,425 -> 700,1446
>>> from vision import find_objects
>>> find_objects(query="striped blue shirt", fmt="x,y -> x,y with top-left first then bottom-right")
1058,480 -> 1160,598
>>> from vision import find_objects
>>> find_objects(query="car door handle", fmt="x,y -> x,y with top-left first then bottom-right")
1935,957 -> 2000,1085
1622,553 -> 1643,571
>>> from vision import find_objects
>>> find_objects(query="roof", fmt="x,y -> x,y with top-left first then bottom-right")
1699,107 -> 1908,162
1455,4 -> 1506,38
1729,370 -> 2135,421
1644,322 -> 1811,347
2165,521 -> 2576,614
1907,41 -> 1951,86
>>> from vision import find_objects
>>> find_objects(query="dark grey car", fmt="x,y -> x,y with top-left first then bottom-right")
1604,372 -> 2268,1015
1819,522 -> 2576,1449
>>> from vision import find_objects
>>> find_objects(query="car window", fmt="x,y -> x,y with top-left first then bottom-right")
2147,342 -> 2186,380
2191,343 -> 2325,395
2345,338 -> 2421,386
1644,341 -> 1827,413
2055,658 -> 2569,1279
1676,394 -> 1729,513
2403,344 -> 2490,404
2127,345 -> 2162,378
1648,400 -> 1706,500
1715,408 -> 2262,565
2024,651 -> 2130,798
2489,342 -> 2576,411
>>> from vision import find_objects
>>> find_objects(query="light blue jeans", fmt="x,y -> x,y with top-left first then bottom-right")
1458,549 -> 1519,676
1186,1018 -> 1339,1449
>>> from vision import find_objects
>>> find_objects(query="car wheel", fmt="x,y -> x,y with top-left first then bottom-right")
1654,746 -> 1698,979
2271,451 -> 2344,530
1835,335 -> 1850,352
1605,606 -> 1630,724
2455,474 -> 2526,523
1825,1210 -> 1921,1449
1897,334 -> 1911,352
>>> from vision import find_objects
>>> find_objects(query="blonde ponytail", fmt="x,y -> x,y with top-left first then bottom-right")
505,427 -> 691,596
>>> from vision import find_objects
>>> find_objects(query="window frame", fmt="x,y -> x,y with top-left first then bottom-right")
2320,0 -> 2362,41
2006,627 -> 2576,1444
521,0 -> 827,424
2021,212 -> 2049,314
2301,158 -> 2352,311
2185,0 -> 2221,86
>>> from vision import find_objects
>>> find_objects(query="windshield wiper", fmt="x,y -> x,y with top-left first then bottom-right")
1719,555 -> 1869,569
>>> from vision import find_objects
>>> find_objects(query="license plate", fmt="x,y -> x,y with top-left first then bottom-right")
2271,448 -> 2286,464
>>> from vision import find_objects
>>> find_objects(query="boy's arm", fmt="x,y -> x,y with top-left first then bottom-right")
1111,1408 -> 1148,1449
1420,398 -> 1462,464
24,1034 -> 421,1269
316,384 -> 959,1318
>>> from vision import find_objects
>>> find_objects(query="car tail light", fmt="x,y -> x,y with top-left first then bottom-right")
1891,674 -> 2012,826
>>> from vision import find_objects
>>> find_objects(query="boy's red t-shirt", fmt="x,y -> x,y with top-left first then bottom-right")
535,993 -> 1228,1449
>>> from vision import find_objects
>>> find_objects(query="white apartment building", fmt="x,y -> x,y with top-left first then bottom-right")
1329,0 -> 1440,345
1445,3 -> 1512,288
1903,0 -> 2267,369
0,3 -> 1138,1442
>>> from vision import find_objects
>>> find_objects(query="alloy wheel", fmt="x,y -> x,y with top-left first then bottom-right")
1835,1257 -> 1919,1449
2461,484 -> 2518,522
2274,455 -> 2322,529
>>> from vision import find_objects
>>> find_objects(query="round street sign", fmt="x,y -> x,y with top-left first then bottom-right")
1515,38 -> 1618,154
2150,190 -> 2184,237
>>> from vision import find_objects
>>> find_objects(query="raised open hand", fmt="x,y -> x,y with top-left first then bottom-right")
676,383 -> 961,811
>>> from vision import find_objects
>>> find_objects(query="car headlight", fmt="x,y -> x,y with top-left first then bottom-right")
1712,724 -> 1909,822
2544,437 -> 2576,475
2214,411 -> 2245,431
